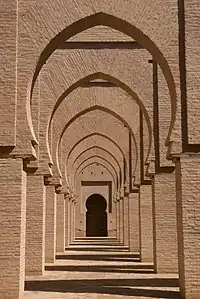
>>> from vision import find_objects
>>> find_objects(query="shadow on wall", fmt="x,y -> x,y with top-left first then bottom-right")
25,278 -> 181,298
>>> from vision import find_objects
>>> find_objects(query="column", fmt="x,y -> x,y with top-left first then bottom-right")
56,193 -> 65,252
75,200 -> 84,237
113,201 -> 117,239
26,174 -> 46,275
123,196 -> 130,247
119,197 -> 124,244
68,198 -> 73,244
116,199 -> 120,241
65,195 -> 69,248
152,172 -> 178,273
129,192 -> 140,252
45,185 -> 56,263
0,158 -> 26,299
139,184 -> 153,262
175,155 -> 200,299
72,201 -> 76,242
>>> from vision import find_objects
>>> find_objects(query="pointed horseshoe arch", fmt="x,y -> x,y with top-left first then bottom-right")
29,12 -> 176,148
57,105 -> 140,178
76,160 -> 117,190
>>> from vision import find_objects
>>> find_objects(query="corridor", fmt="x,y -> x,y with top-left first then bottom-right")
1,1 -> 200,299
25,237 -> 180,299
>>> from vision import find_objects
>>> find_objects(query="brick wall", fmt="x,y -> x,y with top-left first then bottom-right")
0,158 -> 26,299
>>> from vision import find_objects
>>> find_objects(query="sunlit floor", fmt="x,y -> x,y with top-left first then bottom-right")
25,238 -> 181,299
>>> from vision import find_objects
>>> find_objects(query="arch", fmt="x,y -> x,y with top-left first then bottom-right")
50,72 -> 151,149
71,145 -> 122,185
52,73 -> 149,168
76,161 -> 117,195
57,105 -> 139,177
86,194 -> 107,211
67,132 -> 131,179
70,148 -> 121,191
75,156 -> 118,190
30,12 -> 176,148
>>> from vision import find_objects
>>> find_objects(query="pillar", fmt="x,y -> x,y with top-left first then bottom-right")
139,184 -> 153,262
116,200 -> 120,241
112,200 -> 117,240
45,185 -> 56,263
72,201 -> 76,242
108,201 -> 117,238
123,196 -> 130,247
65,195 -> 69,248
129,192 -> 140,252
0,158 -> 26,299
119,197 -> 124,244
68,198 -> 72,245
175,155 -> 200,299
56,193 -> 65,252
152,172 -> 178,273
26,174 -> 46,275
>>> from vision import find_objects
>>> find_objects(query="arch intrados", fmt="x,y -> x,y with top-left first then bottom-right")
52,73 -> 149,166
71,145 -> 122,182
66,132 -> 127,188
67,132 -> 130,174
77,161 -> 117,195
30,12 -> 176,148
70,150 -> 120,189
57,105 -> 139,177
76,160 -> 117,191
75,154 -> 118,186
70,145 -> 122,189
86,193 -> 107,208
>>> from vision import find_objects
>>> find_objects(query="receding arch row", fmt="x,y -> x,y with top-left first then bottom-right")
75,158 -> 118,204
65,136 -> 123,191
51,73 -> 150,172
29,12 -> 176,150
57,105 -> 139,179
69,145 -> 122,189
65,145 -> 121,191
75,157 -> 118,191
76,161 -> 117,206
49,72 -> 151,159
59,106 -> 139,189
66,132 -> 133,184
63,131 -> 128,190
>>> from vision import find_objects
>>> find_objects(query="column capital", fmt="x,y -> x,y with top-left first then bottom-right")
124,185 -> 129,197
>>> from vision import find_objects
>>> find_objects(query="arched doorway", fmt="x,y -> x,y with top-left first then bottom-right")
86,194 -> 108,237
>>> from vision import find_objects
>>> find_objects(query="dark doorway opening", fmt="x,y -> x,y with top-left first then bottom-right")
86,194 -> 108,237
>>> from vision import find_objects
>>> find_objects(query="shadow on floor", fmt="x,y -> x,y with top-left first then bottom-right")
65,247 -> 129,252
56,253 -> 140,263
25,278 -> 182,298
45,264 -> 154,274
